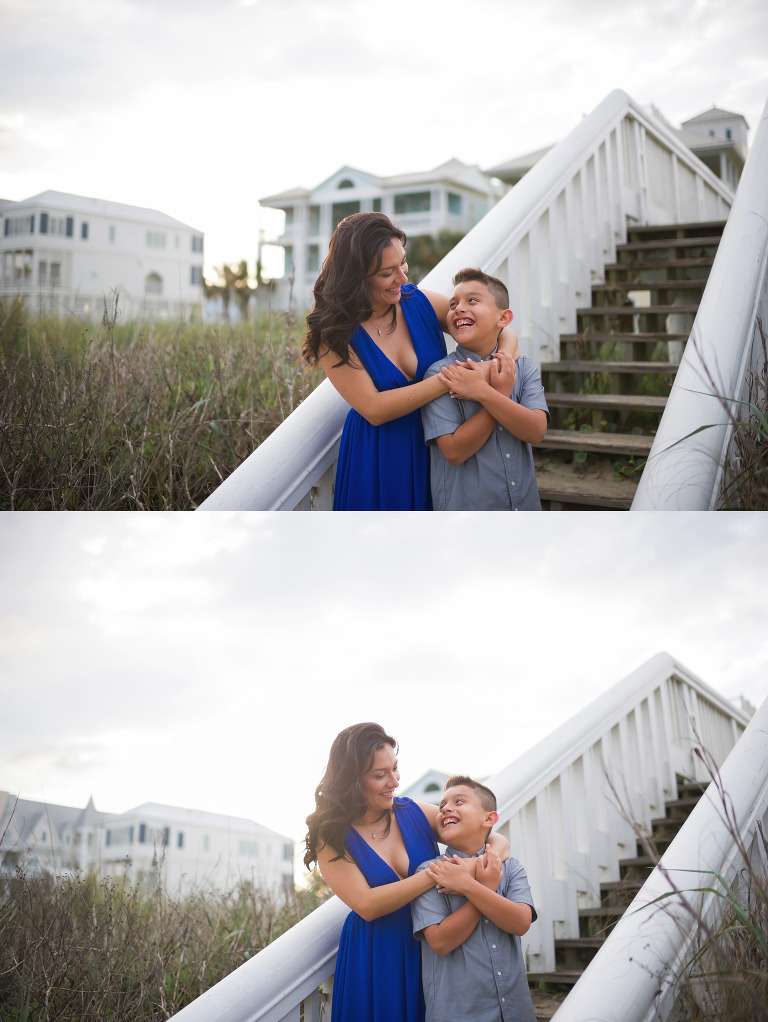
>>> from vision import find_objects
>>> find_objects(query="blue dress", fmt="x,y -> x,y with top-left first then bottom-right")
333,285 -> 447,510
331,797 -> 439,1022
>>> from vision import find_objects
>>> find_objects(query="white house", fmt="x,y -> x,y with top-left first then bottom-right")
0,790 -> 294,896
258,158 -> 503,310
487,105 -> 749,190
0,190 -> 205,322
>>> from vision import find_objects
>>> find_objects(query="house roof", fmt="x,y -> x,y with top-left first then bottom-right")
3,190 -> 202,233
485,145 -> 555,180
260,158 -> 494,207
682,106 -> 749,128
122,802 -> 289,839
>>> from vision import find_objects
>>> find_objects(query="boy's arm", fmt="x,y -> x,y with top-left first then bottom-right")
421,851 -> 503,956
433,355 -> 518,466
426,858 -> 534,937
440,357 -> 547,445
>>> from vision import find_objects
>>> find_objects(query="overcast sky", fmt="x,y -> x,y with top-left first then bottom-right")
1,0 -> 766,276
1,512 -> 766,864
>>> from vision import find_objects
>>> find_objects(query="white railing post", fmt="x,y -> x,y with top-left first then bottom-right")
632,95 -> 768,510
550,694 -> 768,1022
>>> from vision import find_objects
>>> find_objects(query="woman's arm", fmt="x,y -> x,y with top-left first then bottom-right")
317,841 -> 436,922
319,349 -> 448,427
422,290 -> 520,359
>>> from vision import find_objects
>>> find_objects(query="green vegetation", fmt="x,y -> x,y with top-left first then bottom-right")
0,864 -> 331,1021
0,299 -> 322,510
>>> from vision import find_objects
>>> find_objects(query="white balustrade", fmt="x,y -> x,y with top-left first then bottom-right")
169,653 -> 751,1019
489,651 -> 750,974
198,89 -> 733,511
550,691 -> 768,1021
632,95 -> 768,510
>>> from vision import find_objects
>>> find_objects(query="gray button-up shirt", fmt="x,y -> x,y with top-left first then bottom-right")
422,347 -> 549,511
412,847 -> 537,1022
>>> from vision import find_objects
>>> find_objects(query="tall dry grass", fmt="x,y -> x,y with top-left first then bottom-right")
0,865 -> 330,1021
0,299 -> 321,510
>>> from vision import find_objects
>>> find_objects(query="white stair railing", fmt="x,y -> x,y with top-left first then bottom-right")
550,692 -> 768,1022
198,89 -> 733,510
632,94 -> 768,511
169,653 -> 750,1020
490,651 -> 750,975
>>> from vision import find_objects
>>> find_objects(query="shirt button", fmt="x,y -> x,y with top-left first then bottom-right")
502,998 -> 506,1003
492,944 -> 497,949
505,453 -> 510,459
497,971 -> 502,976
497,425 -> 502,431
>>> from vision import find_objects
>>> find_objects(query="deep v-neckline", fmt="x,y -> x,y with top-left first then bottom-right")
351,813 -> 409,880
359,300 -> 418,382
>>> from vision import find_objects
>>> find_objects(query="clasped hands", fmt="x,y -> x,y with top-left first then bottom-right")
425,845 -> 503,896
439,352 -> 517,401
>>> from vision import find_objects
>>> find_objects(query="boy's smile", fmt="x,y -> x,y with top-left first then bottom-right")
437,784 -> 496,850
446,281 -> 511,357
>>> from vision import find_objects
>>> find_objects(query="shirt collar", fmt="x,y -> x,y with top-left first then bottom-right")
444,845 -> 487,859
454,342 -> 499,363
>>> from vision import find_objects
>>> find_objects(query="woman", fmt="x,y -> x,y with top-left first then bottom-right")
303,212 -> 518,510
304,723 -> 506,1022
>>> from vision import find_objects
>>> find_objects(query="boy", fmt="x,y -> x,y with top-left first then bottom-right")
422,269 -> 549,510
412,776 -> 537,1022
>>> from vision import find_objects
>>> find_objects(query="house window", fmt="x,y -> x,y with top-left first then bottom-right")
283,245 -> 294,275
372,198 -> 381,212
48,216 -> 73,236
50,263 -> 61,286
307,244 -> 320,274
81,222 -> 89,240
41,831 -> 47,842
146,231 -> 166,248
190,266 -> 202,285
145,272 -> 163,295
338,179 -> 354,189
203,835 -> 210,852
109,226 -> 116,243
447,192 -> 462,215
191,236 -> 203,253
177,832 -> 184,849
424,782 -> 441,793
284,207 -> 294,228
139,823 -> 147,844
332,201 -> 360,227
8,250 -> 33,281
4,215 -> 35,236
39,261 -> 47,285
309,205 -> 320,233
283,843 -> 292,860
394,191 -> 431,214
162,827 -> 169,847
726,128 -> 732,139
106,830 -> 111,847
239,841 -> 259,857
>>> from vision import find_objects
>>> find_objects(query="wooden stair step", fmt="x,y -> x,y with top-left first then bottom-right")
536,463 -> 638,510
543,360 -> 677,374
530,970 -> 583,988
539,430 -> 653,457
591,280 -> 706,295
627,220 -> 725,237
560,332 -> 688,343
577,304 -> 700,316
606,256 -> 715,272
545,392 -> 667,411
616,236 -> 723,253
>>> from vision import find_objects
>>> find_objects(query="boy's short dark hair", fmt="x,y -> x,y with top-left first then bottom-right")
444,775 -> 497,813
452,268 -> 509,311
